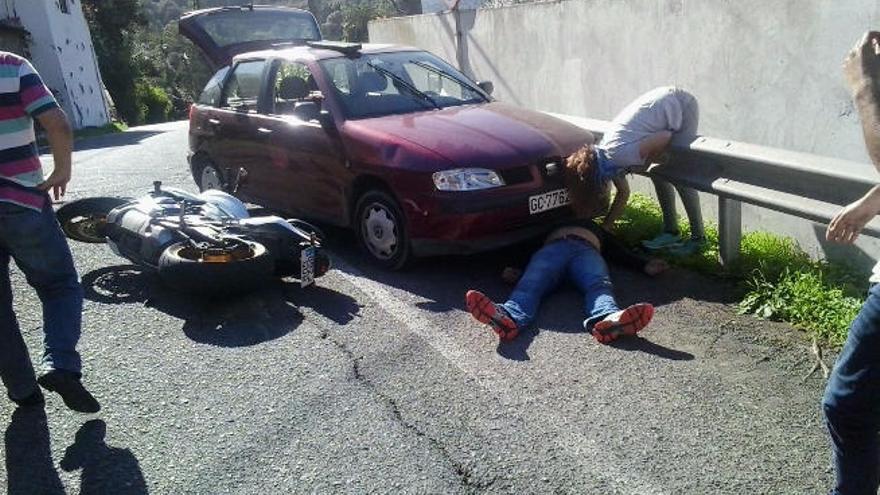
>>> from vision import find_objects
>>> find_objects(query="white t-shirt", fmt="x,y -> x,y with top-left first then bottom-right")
598,86 -> 697,171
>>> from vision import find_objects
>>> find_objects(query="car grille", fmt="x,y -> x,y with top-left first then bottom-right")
498,157 -> 566,187
498,166 -> 532,186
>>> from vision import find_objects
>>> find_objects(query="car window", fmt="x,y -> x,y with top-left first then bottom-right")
318,51 -> 488,120
221,60 -> 265,112
327,62 -> 351,95
198,67 -> 230,107
271,61 -> 319,116
194,10 -> 320,47
403,60 -> 472,100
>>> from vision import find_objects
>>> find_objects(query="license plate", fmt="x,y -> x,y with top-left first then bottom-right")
528,188 -> 570,214
300,247 -> 316,288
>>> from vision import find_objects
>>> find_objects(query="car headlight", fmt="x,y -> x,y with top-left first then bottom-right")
432,168 -> 505,191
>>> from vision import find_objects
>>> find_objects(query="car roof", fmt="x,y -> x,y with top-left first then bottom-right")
231,43 -> 423,64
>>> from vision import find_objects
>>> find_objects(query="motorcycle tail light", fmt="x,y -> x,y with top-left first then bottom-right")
316,253 -> 331,277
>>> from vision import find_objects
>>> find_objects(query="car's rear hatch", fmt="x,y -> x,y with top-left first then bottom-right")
179,5 -> 322,68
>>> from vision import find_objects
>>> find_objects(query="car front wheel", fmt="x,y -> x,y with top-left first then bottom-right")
355,190 -> 411,270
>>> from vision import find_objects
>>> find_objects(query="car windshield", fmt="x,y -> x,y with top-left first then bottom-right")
194,10 -> 320,47
318,51 -> 489,119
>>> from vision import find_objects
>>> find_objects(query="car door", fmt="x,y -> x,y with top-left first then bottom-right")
212,58 -> 271,205
246,59 -> 348,223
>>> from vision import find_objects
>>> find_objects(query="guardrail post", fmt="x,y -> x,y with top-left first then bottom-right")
718,197 -> 742,266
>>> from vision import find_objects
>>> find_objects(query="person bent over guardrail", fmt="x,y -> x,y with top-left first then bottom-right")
593,86 -> 705,256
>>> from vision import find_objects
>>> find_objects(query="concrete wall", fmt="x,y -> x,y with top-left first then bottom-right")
2,0 -> 110,128
369,0 -> 880,268
374,0 -> 880,164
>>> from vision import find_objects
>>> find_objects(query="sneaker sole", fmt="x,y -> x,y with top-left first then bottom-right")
592,303 -> 654,344
465,290 -> 518,341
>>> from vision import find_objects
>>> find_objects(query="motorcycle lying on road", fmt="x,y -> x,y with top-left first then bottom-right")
56,181 -> 331,295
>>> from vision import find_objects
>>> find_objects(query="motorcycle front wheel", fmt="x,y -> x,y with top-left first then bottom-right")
157,241 -> 274,296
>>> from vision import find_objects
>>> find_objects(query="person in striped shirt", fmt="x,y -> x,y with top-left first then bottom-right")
0,52 -> 99,413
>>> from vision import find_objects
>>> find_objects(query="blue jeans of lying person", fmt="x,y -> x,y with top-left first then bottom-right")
823,283 -> 880,495
0,201 -> 83,401
501,239 -> 620,330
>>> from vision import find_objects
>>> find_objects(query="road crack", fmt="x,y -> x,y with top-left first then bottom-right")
313,320 -> 496,492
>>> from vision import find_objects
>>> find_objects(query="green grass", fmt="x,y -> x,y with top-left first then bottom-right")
38,121 -> 127,148
74,121 -> 127,140
612,193 -> 864,347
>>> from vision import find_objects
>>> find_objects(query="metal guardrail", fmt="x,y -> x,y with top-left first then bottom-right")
546,112 -> 880,265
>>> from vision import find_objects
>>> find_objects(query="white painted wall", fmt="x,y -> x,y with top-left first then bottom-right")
1,0 -> 110,128
370,0 -> 880,267
373,0 -> 880,164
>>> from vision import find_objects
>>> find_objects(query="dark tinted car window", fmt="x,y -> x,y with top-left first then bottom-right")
195,10 -> 320,47
222,60 -> 265,112
198,67 -> 229,107
271,62 -> 319,116
318,51 -> 487,120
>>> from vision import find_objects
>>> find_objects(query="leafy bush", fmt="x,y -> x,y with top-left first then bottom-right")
738,267 -> 862,346
134,82 -> 172,124
613,193 -> 866,347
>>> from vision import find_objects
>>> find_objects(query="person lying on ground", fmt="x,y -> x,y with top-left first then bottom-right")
464,146 -> 669,344
594,86 -> 705,255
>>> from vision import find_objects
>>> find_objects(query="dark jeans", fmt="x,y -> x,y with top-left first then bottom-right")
0,201 -> 82,400
501,239 -> 619,330
823,283 -> 880,495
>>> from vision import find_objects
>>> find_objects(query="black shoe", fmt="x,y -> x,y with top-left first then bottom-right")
37,370 -> 101,413
9,387 -> 45,408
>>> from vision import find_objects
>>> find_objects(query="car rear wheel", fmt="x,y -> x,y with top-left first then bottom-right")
355,190 -> 411,270
197,160 -> 225,192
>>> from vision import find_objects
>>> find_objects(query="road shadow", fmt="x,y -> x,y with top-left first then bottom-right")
60,420 -> 148,495
608,335 -> 695,361
4,407 -> 65,495
495,327 -> 539,362
71,131 -> 164,152
80,264 -> 361,347
326,229 -> 725,361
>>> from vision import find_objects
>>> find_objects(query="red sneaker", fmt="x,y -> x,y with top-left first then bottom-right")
465,290 -> 519,341
591,303 -> 654,344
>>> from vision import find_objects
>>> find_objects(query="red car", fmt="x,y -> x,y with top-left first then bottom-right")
181,5 -> 592,268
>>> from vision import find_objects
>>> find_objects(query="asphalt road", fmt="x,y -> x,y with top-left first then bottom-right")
2,121 -> 838,494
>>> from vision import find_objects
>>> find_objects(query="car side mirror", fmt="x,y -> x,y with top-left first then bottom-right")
477,80 -> 494,96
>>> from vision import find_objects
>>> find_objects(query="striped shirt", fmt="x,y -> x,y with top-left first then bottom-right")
0,52 -> 59,211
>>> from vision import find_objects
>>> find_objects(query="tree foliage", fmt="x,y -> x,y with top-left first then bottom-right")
85,0 -> 425,125
82,0 -> 145,124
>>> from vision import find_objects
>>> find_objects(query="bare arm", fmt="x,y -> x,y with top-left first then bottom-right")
602,175 -> 630,229
828,32 -> 880,244
846,31 -> 880,171
35,108 -> 73,201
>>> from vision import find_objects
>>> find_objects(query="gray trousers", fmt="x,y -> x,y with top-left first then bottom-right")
653,89 -> 704,239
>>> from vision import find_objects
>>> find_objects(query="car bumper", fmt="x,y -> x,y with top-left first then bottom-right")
405,188 -> 574,257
